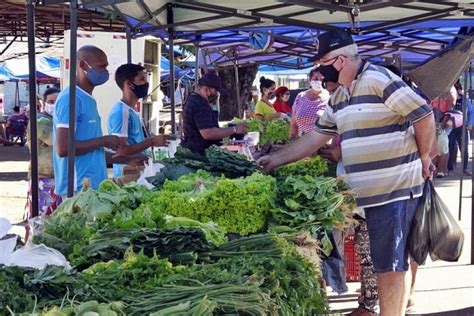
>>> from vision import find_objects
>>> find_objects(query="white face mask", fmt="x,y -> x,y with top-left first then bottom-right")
44,102 -> 55,116
310,80 -> 323,91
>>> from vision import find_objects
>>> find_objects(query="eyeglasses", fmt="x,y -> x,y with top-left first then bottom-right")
320,55 -> 346,65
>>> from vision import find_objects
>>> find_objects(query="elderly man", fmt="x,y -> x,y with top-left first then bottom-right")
258,30 -> 435,316
53,45 -> 144,196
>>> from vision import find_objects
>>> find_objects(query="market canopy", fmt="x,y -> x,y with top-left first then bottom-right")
0,56 -> 61,80
67,0 -> 474,67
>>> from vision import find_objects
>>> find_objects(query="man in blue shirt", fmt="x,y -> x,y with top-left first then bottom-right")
108,63 -> 167,178
53,45 -> 145,196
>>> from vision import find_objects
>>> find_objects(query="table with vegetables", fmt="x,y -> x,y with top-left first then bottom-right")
1,120 -> 356,315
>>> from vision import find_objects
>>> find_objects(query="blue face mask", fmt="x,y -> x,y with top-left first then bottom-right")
85,61 -> 109,86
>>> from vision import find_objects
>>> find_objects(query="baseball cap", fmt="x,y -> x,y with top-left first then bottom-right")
198,73 -> 226,94
309,29 -> 355,62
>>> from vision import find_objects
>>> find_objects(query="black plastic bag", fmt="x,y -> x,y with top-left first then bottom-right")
427,181 -> 464,261
408,181 -> 464,265
408,182 -> 431,265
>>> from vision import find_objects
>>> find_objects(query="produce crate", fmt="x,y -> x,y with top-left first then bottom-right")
344,235 -> 361,282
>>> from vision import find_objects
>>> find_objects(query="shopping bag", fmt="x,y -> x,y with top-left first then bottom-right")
408,182 -> 431,265
437,129 -> 449,155
427,181 -> 464,262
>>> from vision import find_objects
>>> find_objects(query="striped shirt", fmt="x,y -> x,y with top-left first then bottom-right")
316,62 -> 432,208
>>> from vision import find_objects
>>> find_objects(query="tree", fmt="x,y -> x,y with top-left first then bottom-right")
218,64 -> 258,121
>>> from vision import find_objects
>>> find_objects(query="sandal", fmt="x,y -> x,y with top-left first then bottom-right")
436,172 -> 446,178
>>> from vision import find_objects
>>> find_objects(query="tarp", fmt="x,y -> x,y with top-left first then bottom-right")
408,38 -> 474,100
160,56 -> 195,80
0,56 -> 60,80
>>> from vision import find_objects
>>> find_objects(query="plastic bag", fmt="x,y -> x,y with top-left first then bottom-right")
408,182 -> 431,265
437,129 -> 449,155
408,182 -> 464,265
137,158 -> 164,189
0,217 -> 71,271
428,181 -> 464,261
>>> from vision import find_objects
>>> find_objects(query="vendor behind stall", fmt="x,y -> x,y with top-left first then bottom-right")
181,74 -> 247,155
108,63 -> 167,179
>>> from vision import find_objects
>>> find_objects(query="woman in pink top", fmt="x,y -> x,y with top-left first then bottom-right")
290,67 -> 330,138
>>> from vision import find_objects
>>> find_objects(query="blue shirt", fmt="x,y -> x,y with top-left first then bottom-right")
53,86 -> 107,195
107,100 -> 145,178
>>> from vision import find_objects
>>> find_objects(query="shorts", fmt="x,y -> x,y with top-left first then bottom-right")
364,197 -> 419,273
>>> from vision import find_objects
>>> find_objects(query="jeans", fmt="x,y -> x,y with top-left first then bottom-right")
448,126 -> 469,172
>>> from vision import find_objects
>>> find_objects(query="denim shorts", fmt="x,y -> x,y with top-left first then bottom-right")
364,197 -> 419,273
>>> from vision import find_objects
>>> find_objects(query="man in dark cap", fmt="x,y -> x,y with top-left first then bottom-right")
258,29 -> 436,316
181,73 -> 246,154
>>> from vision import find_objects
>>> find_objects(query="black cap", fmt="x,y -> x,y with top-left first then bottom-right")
198,73 -> 226,94
309,29 -> 355,62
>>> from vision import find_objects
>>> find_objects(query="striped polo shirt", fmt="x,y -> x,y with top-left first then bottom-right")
316,62 -> 432,208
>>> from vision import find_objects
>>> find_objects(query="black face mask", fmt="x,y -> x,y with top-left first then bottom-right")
319,57 -> 341,84
208,93 -> 219,104
131,82 -> 149,99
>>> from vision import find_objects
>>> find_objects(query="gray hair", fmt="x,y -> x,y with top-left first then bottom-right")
327,44 -> 360,62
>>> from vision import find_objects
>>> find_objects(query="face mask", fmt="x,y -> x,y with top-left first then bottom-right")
282,95 -> 290,102
319,56 -> 341,84
310,80 -> 323,91
267,91 -> 275,100
84,61 -> 109,86
208,93 -> 219,104
44,102 -> 55,116
131,82 -> 149,99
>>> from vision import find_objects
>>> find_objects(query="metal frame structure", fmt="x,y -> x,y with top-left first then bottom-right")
26,0 -> 474,264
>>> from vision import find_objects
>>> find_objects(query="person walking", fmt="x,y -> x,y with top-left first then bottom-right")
290,66 -> 330,139
258,30 -> 435,316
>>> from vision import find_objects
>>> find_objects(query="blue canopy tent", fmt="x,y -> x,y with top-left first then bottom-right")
160,55 -> 195,81
0,56 -> 60,80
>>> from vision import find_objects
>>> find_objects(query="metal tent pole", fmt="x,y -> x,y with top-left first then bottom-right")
233,62 -> 242,117
458,71 -> 469,220
167,5 -> 176,134
67,0 -> 78,197
194,36 -> 201,89
126,25 -> 132,64
26,0 -> 39,217
469,62 -> 474,265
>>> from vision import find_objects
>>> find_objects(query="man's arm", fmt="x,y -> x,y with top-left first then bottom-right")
114,135 -> 167,156
257,130 -> 332,172
200,124 -> 246,141
105,151 -> 147,165
413,113 -> 436,178
56,127 -> 119,157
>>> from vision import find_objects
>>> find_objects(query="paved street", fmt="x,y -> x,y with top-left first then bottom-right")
0,144 -> 473,315
329,147 -> 474,315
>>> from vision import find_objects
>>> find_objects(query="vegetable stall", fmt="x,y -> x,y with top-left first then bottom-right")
1,144 -> 355,315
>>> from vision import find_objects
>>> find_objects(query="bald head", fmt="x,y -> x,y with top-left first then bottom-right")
78,45 -> 106,62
